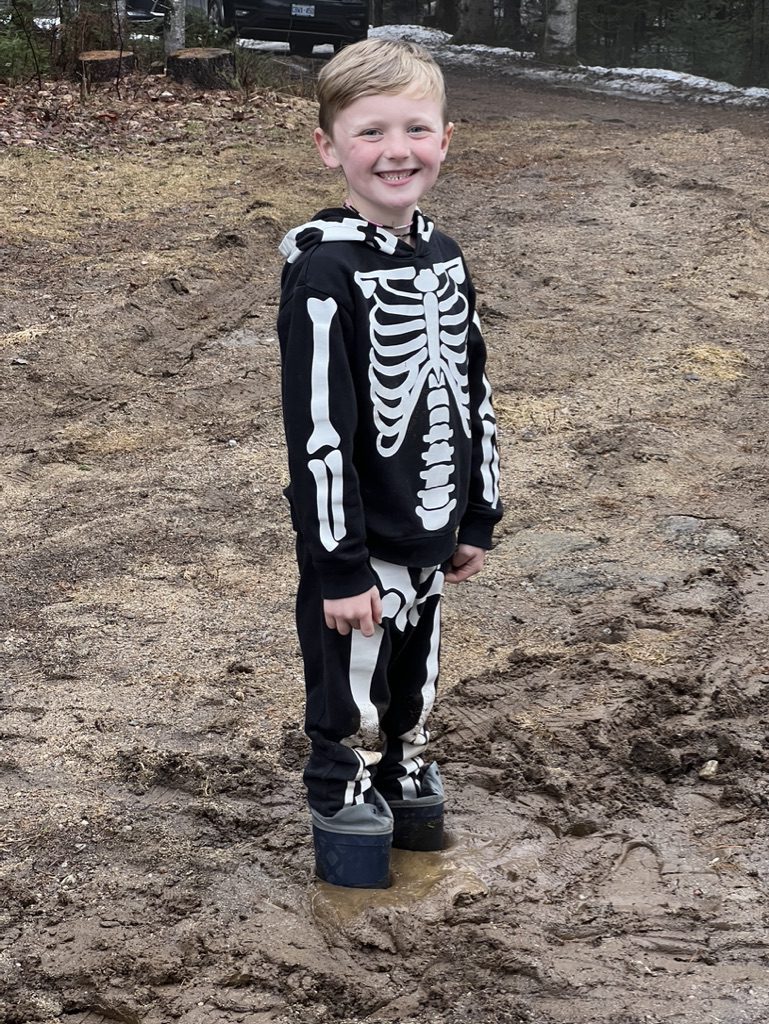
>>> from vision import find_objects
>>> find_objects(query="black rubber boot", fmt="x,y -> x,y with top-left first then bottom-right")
311,791 -> 393,888
386,762 -> 445,852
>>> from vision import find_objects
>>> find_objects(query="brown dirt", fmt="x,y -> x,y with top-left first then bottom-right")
2,63 -> 769,1024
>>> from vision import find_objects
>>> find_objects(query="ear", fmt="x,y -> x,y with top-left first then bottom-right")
314,127 -> 341,169
439,121 -> 454,162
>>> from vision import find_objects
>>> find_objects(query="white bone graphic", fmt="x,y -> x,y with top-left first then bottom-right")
355,258 -> 472,531
477,362 -> 501,507
341,559 -> 445,805
306,296 -> 346,552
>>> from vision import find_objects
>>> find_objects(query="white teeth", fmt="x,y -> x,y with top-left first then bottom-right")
379,172 -> 413,181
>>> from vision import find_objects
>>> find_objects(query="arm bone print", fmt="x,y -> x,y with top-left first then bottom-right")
306,296 -> 347,552
476,349 -> 501,507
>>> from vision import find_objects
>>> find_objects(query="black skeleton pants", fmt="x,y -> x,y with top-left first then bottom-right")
295,540 -> 444,818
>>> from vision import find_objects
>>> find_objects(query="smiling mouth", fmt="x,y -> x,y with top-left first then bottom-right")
377,170 -> 417,182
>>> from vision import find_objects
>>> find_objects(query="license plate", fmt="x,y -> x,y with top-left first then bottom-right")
291,4 -> 315,14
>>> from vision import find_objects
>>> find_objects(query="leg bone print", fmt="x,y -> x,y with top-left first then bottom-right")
355,258 -> 472,531
341,560 -> 444,806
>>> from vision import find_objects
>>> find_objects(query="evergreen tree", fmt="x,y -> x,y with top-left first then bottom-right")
576,0 -> 769,86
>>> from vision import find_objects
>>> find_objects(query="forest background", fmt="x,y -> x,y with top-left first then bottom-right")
448,1 -> 769,89
2,0 -> 769,91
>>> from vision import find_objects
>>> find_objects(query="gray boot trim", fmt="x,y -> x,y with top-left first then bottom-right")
311,790 -> 394,836
387,762 -> 445,809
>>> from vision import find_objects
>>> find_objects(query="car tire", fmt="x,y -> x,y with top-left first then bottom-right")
288,35 -> 315,56
207,0 -> 224,27
221,0 -> 235,26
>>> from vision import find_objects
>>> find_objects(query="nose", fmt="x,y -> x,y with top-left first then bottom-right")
383,132 -> 411,161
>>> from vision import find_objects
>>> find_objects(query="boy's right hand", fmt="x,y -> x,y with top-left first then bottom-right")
324,587 -> 383,638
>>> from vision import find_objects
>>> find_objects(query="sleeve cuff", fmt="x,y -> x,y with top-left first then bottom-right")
457,518 -> 497,551
318,561 -> 378,600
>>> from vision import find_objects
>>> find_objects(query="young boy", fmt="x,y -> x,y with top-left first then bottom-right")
277,38 -> 502,888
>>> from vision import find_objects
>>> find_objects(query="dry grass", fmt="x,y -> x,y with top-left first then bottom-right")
494,395 -> 574,434
682,343 -> 748,381
0,324 -> 49,347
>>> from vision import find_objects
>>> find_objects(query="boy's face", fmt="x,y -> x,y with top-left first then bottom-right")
314,89 -> 453,228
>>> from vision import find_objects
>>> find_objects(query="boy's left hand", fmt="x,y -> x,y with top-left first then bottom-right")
444,544 -> 486,584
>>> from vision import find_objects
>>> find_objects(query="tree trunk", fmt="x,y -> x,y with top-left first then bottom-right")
166,46 -> 236,87
542,0 -> 578,64
751,0 -> 768,86
111,0 -> 129,51
78,48 -> 136,83
165,0 -> 186,55
433,0 -> 457,33
522,0 -> 543,22
452,0 -> 494,44
385,0 -> 417,24
502,0 -> 523,47
57,0 -> 82,70
614,0 -> 634,65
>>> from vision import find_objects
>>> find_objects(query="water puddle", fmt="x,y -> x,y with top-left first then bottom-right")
310,833 -> 522,927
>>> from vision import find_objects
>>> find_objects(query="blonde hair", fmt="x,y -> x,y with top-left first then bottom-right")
316,38 -> 448,135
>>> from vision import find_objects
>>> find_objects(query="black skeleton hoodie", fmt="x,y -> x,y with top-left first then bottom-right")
278,207 -> 502,600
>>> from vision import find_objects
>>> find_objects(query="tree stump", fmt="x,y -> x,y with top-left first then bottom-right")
166,48 -> 236,89
77,50 -> 136,84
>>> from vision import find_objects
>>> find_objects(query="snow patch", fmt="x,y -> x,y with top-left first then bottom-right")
373,24 -> 769,109
370,24 -> 452,46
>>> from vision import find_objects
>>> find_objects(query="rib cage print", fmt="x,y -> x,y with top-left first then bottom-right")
354,257 -> 472,532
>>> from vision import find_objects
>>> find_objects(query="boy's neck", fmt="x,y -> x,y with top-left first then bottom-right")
343,201 -> 415,238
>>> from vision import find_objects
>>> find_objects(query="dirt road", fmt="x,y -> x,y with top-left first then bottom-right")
1,63 -> 769,1023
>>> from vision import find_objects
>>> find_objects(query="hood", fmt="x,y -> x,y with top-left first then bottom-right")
279,207 -> 435,264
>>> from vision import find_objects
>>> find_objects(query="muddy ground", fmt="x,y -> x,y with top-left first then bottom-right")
1,58 -> 769,1024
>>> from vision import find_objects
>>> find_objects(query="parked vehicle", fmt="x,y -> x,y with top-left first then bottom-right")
127,0 -> 212,22
127,0 -> 368,55
225,0 -> 368,55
